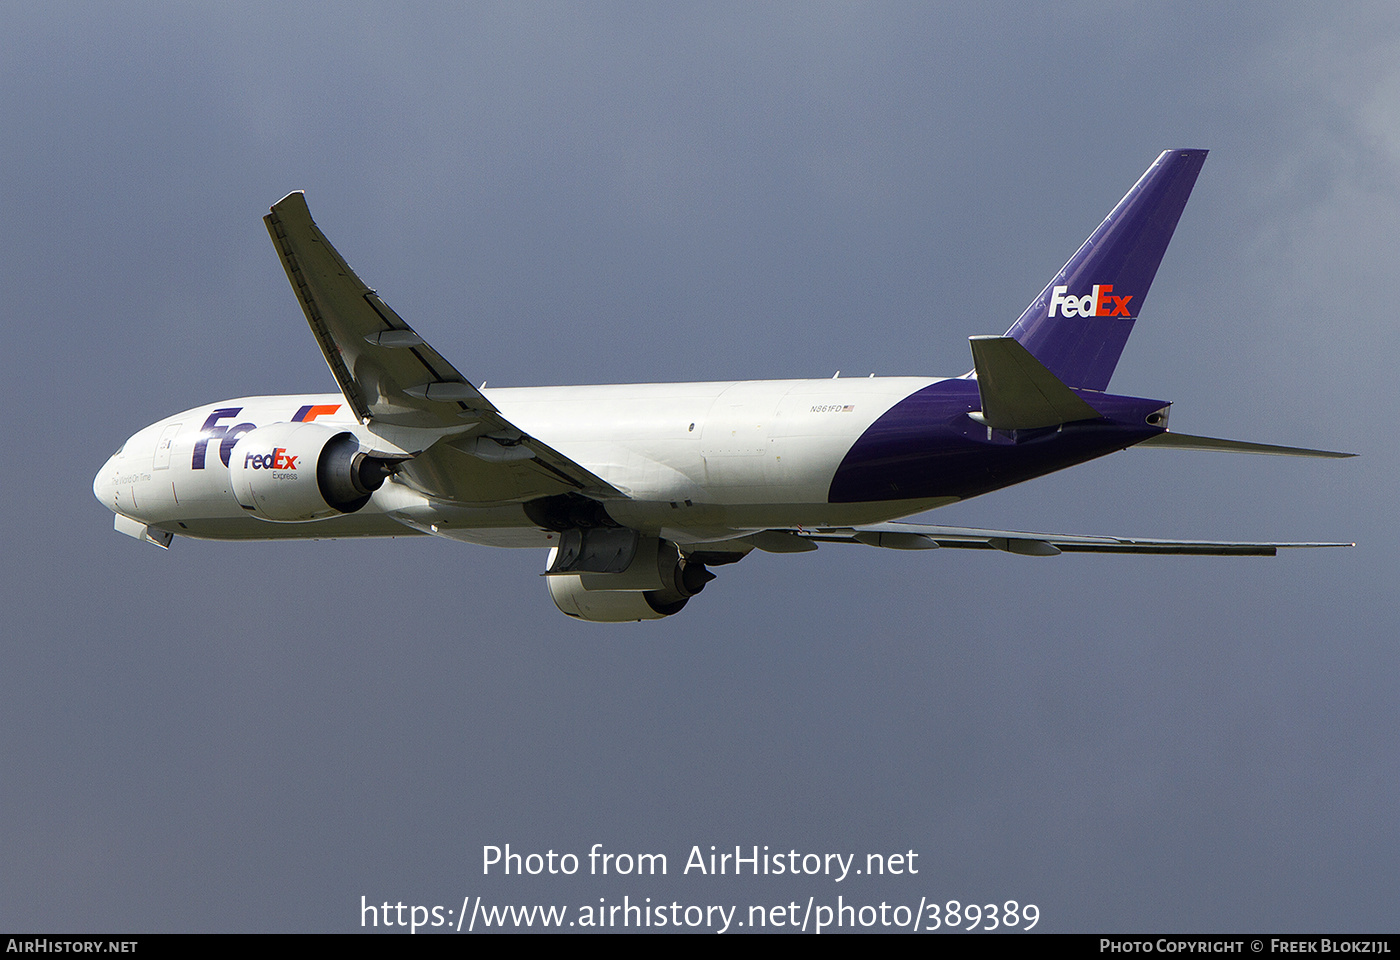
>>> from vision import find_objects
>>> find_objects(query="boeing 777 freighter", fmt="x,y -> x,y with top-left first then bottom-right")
94,150 -> 1352,621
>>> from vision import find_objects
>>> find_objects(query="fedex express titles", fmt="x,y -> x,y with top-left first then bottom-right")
1048,284 -> 1132,318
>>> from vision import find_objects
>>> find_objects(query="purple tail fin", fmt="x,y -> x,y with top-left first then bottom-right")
1004,149 -> 1207,391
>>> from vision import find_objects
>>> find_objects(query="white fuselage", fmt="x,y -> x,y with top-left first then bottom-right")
94,377 -> 959,548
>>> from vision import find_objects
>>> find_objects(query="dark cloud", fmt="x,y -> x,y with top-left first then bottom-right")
2,3 -> 1393,932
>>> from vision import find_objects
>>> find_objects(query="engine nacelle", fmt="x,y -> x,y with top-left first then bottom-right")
546,537 -> 715,622
228,423 -> 392,522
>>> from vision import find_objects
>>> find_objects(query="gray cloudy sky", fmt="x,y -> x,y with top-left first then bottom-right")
3,2 -> 1396,933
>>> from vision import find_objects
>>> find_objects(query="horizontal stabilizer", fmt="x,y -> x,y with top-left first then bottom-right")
1137,432 -> 1355,459
969,336 -> 1102,429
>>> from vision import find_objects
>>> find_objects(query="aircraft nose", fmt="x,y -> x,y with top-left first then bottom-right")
93,453 -> 117,511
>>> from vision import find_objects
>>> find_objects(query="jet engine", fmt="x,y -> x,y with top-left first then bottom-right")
546,537 -> 714,622
227,423 -> 393,522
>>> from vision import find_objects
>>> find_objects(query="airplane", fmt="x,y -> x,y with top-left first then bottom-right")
94,149 -> 1353,621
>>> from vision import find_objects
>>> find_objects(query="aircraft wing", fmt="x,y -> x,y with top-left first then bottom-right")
264,192 -> 622,500
750,522 -> 1353,557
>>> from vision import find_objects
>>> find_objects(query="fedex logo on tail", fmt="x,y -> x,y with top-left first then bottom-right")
1048,284 -> 1133,318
